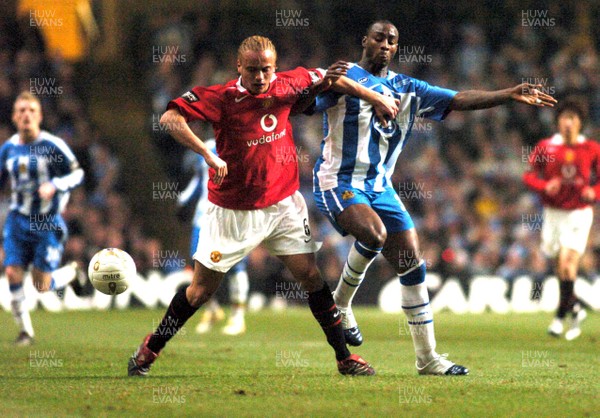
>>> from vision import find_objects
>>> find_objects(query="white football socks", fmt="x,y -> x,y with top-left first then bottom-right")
10,284 -> 34,337
333,241 -> 381,308
229,270 -> 249,319
400,261 -> 437,364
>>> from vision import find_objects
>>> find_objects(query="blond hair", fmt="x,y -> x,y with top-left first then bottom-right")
14,91 -> 41,108
237,35 -> 277,61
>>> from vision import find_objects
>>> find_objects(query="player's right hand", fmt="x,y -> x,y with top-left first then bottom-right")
205,152 -> 228,186
544,177 -> 561,197
581,186 -> 596,203
38,181 -> 57,200
510,84 -> 557,107
373,95 -> 400,127
324,61 -> 350,87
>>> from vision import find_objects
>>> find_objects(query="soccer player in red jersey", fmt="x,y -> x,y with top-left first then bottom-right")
128,35 -> 400,376
524,98 -> 600,340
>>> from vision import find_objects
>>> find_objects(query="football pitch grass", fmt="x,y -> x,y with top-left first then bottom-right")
1,307 -> 598,417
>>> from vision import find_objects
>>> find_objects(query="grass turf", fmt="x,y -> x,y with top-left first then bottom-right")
1,307 -> 598,417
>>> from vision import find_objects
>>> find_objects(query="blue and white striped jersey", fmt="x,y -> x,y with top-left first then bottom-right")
313,63 -> 456,192
0,131 -> 84,217
178,139 -> 216,229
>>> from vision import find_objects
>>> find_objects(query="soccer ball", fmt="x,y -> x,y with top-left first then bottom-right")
88,248 -> 136,295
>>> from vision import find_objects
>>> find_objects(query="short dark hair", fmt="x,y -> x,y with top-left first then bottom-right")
365,19 -> 396,36
556,96 -> 587,124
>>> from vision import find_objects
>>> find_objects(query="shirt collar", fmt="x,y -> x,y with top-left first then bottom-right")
550,133 -> 586,145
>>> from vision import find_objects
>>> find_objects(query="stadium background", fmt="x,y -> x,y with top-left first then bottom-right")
1,0 -> 599,307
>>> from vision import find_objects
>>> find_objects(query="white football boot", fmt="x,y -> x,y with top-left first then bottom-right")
416,353 -> 469,375
222,312 -> 246,336
565,309 -> 587,341
547,318 -> 564,337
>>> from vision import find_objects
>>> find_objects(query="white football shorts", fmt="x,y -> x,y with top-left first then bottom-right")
194,191 -> 321,272
541,206 -> 593,257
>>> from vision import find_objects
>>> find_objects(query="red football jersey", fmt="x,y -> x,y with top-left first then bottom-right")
523,134 -> 600,209
167,67 -> 324,210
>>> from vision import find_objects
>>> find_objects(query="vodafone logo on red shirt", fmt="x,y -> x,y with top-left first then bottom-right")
247,114 -> 286,147
260,114 -> 277,132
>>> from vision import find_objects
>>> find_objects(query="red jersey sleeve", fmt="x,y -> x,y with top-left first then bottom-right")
592,140 -> 600,198
282,67 -> 326,98
305,67 -> 326,85
522,142 -> 549,193
166,86 -> 223,123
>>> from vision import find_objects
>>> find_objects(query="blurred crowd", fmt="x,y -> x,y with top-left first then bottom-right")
0,15 -> 166,287
3,2 -> 600,304
140,2 -> 600,302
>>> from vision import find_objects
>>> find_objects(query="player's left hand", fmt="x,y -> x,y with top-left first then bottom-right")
581,186 -> 596,203
38,181 -> 57,200
205,152 -> 228,186
510,84 -> 557,107
373,95 -> 400,127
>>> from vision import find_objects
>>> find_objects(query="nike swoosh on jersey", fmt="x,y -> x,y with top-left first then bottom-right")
235,95 -> 249,103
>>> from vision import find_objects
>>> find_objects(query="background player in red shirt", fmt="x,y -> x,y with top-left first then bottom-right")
523,97 -> 600,340
128,35 -> 400,376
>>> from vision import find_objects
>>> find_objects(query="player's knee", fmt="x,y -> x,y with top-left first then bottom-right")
35,281 -> 52,293
363,224 -> 387,248
296,269 -> 323,293
558,260 -> 577,280
31,270 -> 52,292
566,264 -> 578,280
5,266 -> 23,284
186,285 -> 213,308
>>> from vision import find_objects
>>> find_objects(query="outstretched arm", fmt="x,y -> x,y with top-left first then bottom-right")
160,109 -> 227,185
449,83 -> 557,111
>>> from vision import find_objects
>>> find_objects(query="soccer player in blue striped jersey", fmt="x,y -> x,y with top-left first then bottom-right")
178,139 -> 249,336
311,20 -> 556,375
1,92 -> 84,345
